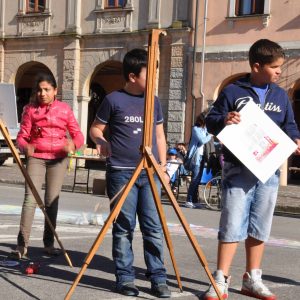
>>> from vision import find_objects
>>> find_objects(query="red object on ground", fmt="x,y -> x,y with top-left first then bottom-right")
25,262 -> 40,275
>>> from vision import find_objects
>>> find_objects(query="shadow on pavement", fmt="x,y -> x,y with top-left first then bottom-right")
0,243 -> 208,297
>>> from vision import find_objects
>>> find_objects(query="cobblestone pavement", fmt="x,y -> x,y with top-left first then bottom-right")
0,159 -> 299,213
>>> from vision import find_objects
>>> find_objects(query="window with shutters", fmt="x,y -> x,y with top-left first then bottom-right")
235,0 -> 264,16
26,0 -> 46,13
105,0 -> 127,8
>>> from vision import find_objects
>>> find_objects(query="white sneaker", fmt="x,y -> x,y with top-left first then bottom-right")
184,201 -> 195,208
203,270 -> 230,300
241,269 -> 276,300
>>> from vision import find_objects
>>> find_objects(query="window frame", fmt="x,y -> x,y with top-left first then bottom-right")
235,0 -> 264,16
228,0 -> 270,17
26,0 -> 46,14
105,0 -> 126,9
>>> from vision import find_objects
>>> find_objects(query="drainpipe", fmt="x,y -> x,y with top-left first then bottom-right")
191,0 -> 200,125
199,0 -> 208,111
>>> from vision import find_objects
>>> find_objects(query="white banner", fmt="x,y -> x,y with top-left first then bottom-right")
217,100 -> 297,183
0,83 -> 18,128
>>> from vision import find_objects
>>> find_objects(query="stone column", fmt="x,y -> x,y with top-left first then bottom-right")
0,0 -> 4,38
167,44 -> 186,144
77,96 -> 90,143
280,160 -> 288,186
147,0 -> 161,28
62,38 -> 81,118
66,0 -> 81,34
0,41 -> 4,82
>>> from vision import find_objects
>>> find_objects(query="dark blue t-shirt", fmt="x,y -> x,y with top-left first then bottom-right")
96,89 -> 164,169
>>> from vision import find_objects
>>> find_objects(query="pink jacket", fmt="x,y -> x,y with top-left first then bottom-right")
17,99 -> 84,160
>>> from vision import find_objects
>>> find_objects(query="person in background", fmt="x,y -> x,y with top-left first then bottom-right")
10,73 -> 84,259
90,49 -> 171,298
175,142 -> 188,163
203,39 -> 300,300
166,148 -> 180,194
185,114 -> 211,208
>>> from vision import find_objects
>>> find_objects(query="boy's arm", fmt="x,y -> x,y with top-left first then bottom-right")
89,120 -> 111,157
294,139 -> 300,155
206,91 -> 240,135
282,98 -> 300,155
156,123 -> 167,173
283,97 -> 300,140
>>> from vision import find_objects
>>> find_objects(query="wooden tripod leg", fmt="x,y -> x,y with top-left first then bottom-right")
145,147 -> 223,300
0,120 -> 73,267
145,166 -> 183,291
64,159 -> 144,300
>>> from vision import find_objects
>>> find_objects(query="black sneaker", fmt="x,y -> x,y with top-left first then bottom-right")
116,282 -> 139,296
151,283 -> 171,298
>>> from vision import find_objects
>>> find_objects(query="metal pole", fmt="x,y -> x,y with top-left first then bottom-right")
199,0 -> 208,111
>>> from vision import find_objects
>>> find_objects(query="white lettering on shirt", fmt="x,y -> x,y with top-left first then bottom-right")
124,116 -> 144,123
264,102 -> 282,112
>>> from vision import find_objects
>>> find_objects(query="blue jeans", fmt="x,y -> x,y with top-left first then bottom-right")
219,162 -> 279,242
186,163 -> 202,203
106,168 -> 167,286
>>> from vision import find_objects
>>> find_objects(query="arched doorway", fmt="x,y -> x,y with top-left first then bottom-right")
213,72 -> 247,100
289,81 -> 300,180
15,62 -> 53,122
86,61 -> 124,147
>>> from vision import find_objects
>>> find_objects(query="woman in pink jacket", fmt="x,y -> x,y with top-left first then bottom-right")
11,73 -> 84,259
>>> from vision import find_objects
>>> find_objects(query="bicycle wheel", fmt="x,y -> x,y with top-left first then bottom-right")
203,176 -> 222,210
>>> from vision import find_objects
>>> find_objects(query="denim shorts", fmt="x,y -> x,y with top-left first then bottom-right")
219,162 -> 280,242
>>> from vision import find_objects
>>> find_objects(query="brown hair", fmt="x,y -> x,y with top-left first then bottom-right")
249,39 -> 285,67
194,113 -> 206,127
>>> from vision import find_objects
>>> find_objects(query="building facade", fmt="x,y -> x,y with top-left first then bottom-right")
188,0 -> 300,181
1,1 -> 300,167
0,0 -> 191,145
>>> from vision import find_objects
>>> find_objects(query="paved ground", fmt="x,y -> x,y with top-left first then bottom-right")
0,184 -> 300,300
0,159 -> 300,214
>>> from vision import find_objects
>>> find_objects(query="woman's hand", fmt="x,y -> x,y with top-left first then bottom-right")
63,140 -> 76,154
25,144 -> 35,157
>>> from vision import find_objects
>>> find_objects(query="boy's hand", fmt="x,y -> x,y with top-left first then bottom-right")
95,138 -> 111,157
294,139 -> 300,155
225,111 -> 241,125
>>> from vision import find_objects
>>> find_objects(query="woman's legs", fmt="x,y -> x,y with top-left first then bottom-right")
17,157 -> 46,248
43,157 -> 68,247
186,164 -> 201,203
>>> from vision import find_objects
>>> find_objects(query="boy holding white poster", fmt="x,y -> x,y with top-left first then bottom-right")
204,39 -> 300,300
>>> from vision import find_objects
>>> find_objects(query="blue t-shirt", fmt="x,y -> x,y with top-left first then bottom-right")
253,84 -> 269,108
96,89 -> 164,169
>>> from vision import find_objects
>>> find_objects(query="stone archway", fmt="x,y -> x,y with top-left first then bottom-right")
15,62 -> 54,122
86,60 -> 124,147
288,79 -> 300,179
290,79 -> 300,130
213,72 -> 248,100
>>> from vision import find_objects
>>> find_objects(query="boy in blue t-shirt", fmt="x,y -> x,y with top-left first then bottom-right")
204,39 -> 300,300
90,49 -> 171,298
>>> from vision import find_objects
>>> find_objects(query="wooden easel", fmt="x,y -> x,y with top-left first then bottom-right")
0,119 -> 73,267
64,29 -> 222,300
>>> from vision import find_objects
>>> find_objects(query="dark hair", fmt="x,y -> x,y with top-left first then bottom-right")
34,73 -> 57,90
195,113 -> 206,127
249,39 -> 285,67
123,48 -> 147,81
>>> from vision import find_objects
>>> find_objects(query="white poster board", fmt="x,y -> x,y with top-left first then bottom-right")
217,100 -> 297,183
0,83 -> 18,128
